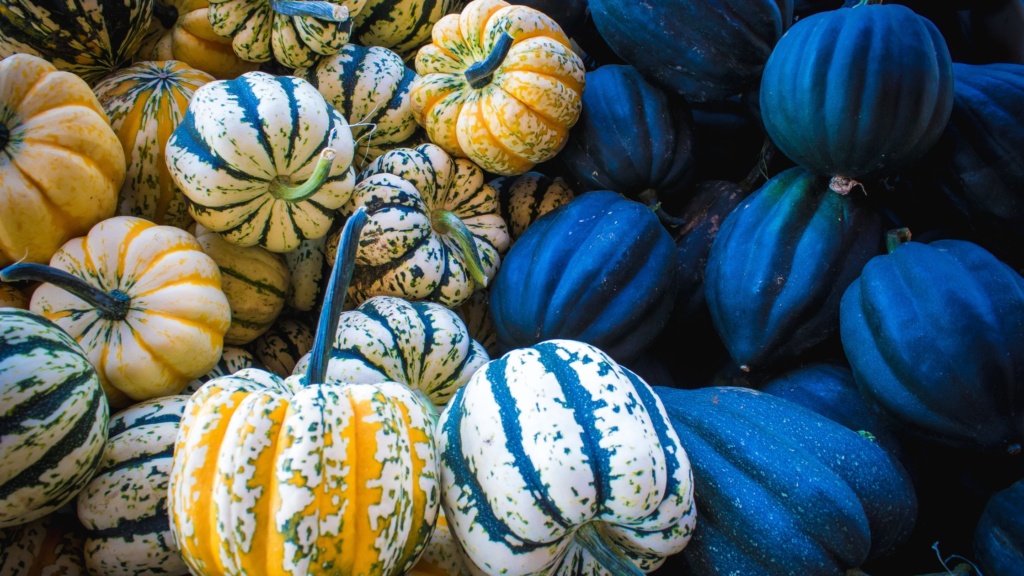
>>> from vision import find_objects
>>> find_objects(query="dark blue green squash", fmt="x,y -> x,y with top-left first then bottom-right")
839,235 -> 1024,453
704,166 -> 884,373
974,477 -> 1024,575
488,190 -> 677,364
653,385 -> 917,574
759,1 -> 954,186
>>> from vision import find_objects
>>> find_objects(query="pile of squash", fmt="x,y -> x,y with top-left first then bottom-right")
1,0 -> 1023,574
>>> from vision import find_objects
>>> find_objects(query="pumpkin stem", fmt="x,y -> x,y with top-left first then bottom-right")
574,522 -> 645,576
153,2 -> 179,28
885,228 -> 912,254
431,209 -> 489,290
306,207 -> 369,386
829,175 -> 865,196
0,262 -> 132,320
269,148 -> 337,203
465,33 -> 514,89
271,0 -> 350,22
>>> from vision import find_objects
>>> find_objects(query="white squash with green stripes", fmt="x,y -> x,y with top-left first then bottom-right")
184,346 -> 261,395
0,513 -> 87,574
76,395 -> 191,576
0,309 -> 108,529
437,339 -> 697,575
350,0 -> 457,56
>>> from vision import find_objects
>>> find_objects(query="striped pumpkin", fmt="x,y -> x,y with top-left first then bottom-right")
166,71 -> 357,253
0,309 -> 108,529
0,513 -> 87,575
437,339 -> 697,575
184,345 -> 261,394
488,171 -> 574,243
77,395 -> 191,576
350,0 -> 457,57
0,0 -> 152,85
409,0 -> 586,175
250,314 -> 316,378
340,143 -> 509,308
93,60 -> 215,230
295,43 -> 419,171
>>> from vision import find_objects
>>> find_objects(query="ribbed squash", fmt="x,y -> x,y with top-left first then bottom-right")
0,309 -> 108,529
184,345 -> 261,394
350,0 -> 456,56
438,339 -> 696,574
0,53 -> 125,267
1,216 -> 232,409
166,71 -> 357,253
409,0 -> 586,175
0,513 -> 87,575
93,60 -> 215,230
77,395 -> 191,576
488,170 -> 574,244
974,476 -> 1024,576
137,0 -> 262,79
0,0 -> 153,84
251,313 -> 315,378
340,143 -> 509,309
282,235 -> 331,312
170,209 -> 440,576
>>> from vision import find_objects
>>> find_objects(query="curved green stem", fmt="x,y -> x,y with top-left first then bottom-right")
0,262 -> 131,320
466,33 -> 514,89
269,148 -> 337,202
271,0 -> 350,22
306,207 -> 369,386
432,210 -> 488,289
574,522 -> 644,576
885,228 -> 912,254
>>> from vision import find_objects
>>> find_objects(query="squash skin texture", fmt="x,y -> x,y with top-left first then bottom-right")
975,477 -> 1024,576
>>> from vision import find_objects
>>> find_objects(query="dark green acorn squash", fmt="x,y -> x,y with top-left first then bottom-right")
488,190 -> 677,364
975,476 -> 1024,575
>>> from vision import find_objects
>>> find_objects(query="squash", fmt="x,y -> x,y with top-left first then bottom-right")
0,513 -> 87,575
294,43 -> 420,171
281,235 -> 332,312
0,216 -> 232,409
488,170 -> 574,244
0,53 -> 125,268
194,224 -> 291,345
339,143 -> 509,309
292,294 -> 489,407
0,0 -> 153,85
974,476 -> 1024,576
839,232 -> 1024,454
409,0 -> 586,176
169,207 -> 441,576
759,1 -> 954,191
250,313 -> 315,378
93,60 -> 215,230
137,0 -> 262,79
76,395 -> 191,576
166,70 -> 357,253
184,345 -> 261,394
437,339 -> 696,574
407,508 -> 470,576
349,0 -> 456,57
0,309 -> 108,529
455,289 -> 497,358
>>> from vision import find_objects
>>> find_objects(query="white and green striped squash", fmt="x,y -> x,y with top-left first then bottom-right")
166,70 -> 357,253
0,512 -> 87,575
339,143 -> 509,309
488,171 -> 574,243
455,289 -> 496,357
282,234 -> 331,312
437,339 -> 697,575
0,0 -> 153,85
0,309 -> 109,529
295,43 -> 419,171
250,314 -> 315,377
93,60 -> 215,229
76,395 -> 191,576
292,294 -> 489,407
350,0 -> 457,57
183,345 -> 261,394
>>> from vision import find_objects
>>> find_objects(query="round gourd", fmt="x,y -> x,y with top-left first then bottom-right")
488,170 -> 574,244
409,0 -> 586,175
437,339 -> 696,574
1,216 -> 232,409
250,314 -> 315,378
0,53 -> 125,267
281,235 -> 331,312
0,309 -> 108,529
350,0 -> 456,57
0,513 -> 87,574
183,345 -> 261,394
759,1 -> 954,190
974,477 -> 1024,576
77,395 -> 191,576
93,60 -> 215,230
166,70 -> 357,253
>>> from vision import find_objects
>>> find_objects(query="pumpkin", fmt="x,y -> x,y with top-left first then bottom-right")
169,207 -> 441,576
437,339 -> 696,574
0,216 -> 232,409
488,170 -> 574,244
137,0 -> 262,79
0,308 -> 108,529
0,0 -> 153,85
974,476 -> 1024,576
250,313 -> 316,377
166,70 -> 357,253
295,44 -> 420,171
93,60 -> 215,230
0,53 -> 125,268
339,143 -> 509,309
409,0 -> 586,176
184,345 -> 261,394
349,0 -> 456,57
758,1 -> 954,191
839,232 -> 1024,454
0,513 -> 87,575
76,395 -> 191,576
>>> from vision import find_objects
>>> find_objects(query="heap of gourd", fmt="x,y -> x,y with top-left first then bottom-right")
1,0 -> 1023,575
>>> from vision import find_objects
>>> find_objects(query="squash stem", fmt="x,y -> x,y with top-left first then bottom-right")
0,262 -> 131,320
431,209 -> 488,289
270,148 -> 337,203
465,33 -> 514,89
885,228 -> 912,254
305,207 -> 369,386
574,522 -> 645,576
271,0 -> 350,22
